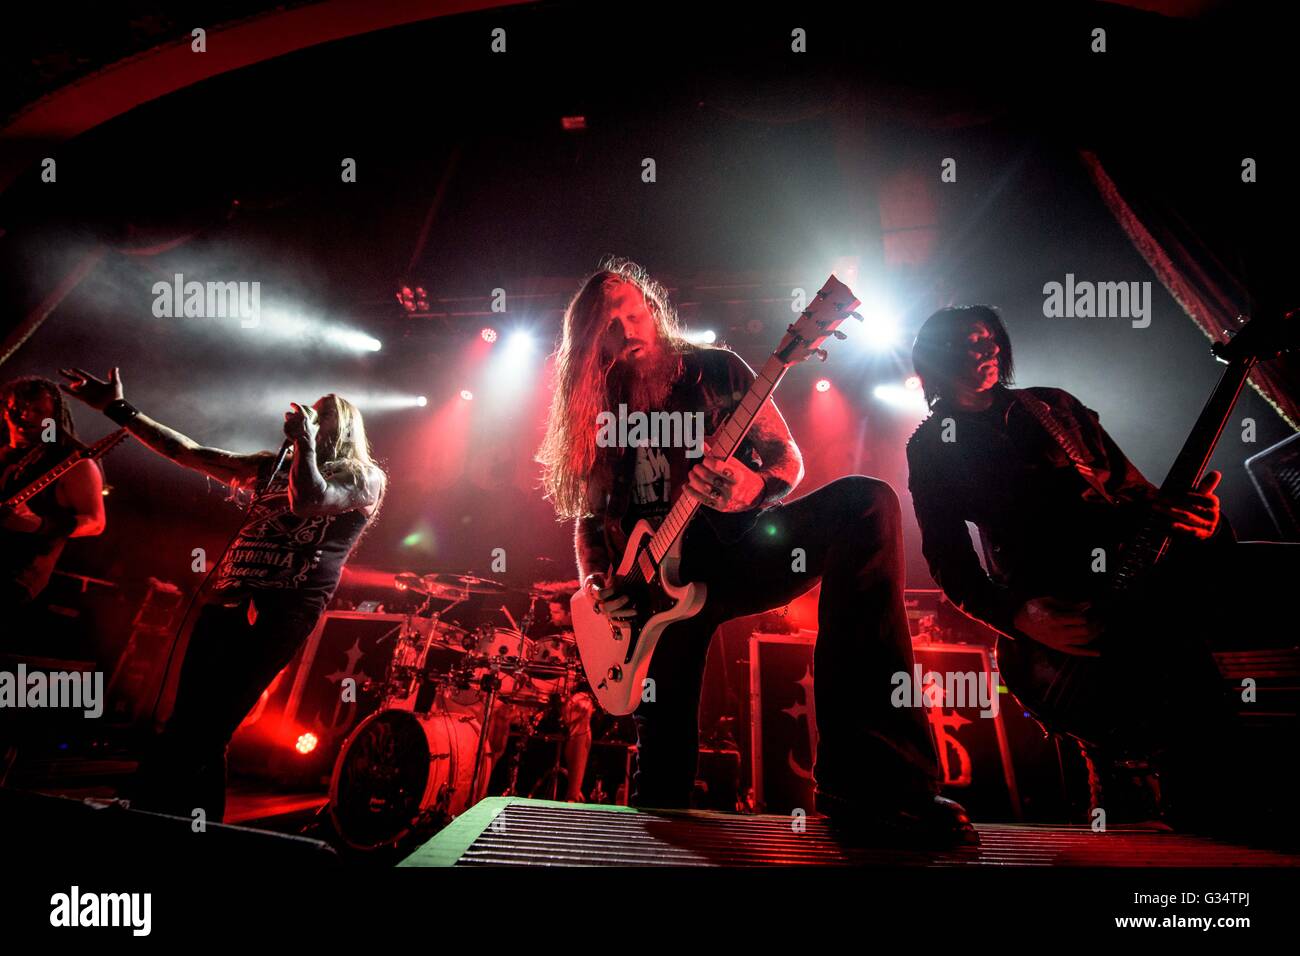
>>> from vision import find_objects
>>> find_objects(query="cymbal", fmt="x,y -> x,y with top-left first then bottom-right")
527,578 -> 581,599
423,572 -> 509,596
393,572 -> 430,594
392,571 -> 509,597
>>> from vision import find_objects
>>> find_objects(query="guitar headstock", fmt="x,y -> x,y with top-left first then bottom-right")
773,275 -> 863,367
1212,309 -> 1300,364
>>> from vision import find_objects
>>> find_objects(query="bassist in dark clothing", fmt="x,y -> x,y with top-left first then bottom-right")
905,305 -> 1299,832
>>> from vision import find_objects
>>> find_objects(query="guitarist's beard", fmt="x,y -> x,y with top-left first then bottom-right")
606,343 -> 681,414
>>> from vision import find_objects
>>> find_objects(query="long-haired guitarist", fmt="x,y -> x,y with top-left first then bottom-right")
906,305 -> 1299,832
59,366 -> 385,822
538,258 -> 977,846
0,376 -> 106,613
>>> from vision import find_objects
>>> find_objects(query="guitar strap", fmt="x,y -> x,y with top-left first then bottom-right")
1012,390 -> 1118,505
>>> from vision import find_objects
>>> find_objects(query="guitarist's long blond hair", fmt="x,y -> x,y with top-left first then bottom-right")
537,257 -> 688,519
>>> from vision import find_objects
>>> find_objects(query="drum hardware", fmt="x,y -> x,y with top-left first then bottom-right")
467,669 -> 505,806
498,705 -> 551,798
380,614 -> 469,708
325,575 -> 594,847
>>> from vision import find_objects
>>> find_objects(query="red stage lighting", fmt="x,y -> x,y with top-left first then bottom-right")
905,375 -> 922,390
481,327 -> 498,343
460,389 -> 474,401
396,285 -> 429,314
295,732 -> 318,755
815,378 -> 831,393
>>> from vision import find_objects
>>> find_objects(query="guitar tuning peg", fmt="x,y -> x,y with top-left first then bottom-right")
831,329 -> 847,340
814,348 -> 828,362
849,311 -> 865,322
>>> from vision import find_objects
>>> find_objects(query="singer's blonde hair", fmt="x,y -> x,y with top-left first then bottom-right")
235,394 -> 386,513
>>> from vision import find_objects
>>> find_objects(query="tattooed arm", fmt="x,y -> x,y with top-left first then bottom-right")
745,399 -> 804,505
684,349 -> 804,512
58,367 -> 266,487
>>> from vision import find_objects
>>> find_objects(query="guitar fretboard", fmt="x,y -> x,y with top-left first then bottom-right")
1109,356 -> 1256,593
643,353 -> 787,567
4,429 -> 129,508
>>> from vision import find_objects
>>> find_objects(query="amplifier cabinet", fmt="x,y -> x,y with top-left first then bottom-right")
748,630 -> 1023,819
229,611 -> 410,781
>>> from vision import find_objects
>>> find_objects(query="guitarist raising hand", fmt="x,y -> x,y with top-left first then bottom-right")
537,258 -> 978,847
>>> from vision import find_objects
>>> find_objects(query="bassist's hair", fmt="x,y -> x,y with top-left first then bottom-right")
912,305 -> 1015,407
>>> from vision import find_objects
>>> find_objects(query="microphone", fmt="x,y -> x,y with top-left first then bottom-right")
267,438 -> 294,487
264,403 -> 316,493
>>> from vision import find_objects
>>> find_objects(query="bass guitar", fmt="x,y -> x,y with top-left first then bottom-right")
995,310 -> 1300,746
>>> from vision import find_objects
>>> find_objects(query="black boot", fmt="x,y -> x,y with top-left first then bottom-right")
816,787 -> 980,849
1080,744 -> 1170,830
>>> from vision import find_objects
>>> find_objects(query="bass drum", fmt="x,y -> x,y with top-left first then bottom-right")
328,707 -> 485,851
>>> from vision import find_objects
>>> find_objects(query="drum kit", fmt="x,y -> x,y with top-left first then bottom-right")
327,570 -> 589,851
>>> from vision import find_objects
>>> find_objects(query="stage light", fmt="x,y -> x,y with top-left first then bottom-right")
505,330 -> 534,354
684,328 -> 717,345
481,327 -> 498,343
872,383 -> 928,413
905,375 -> 921,390
858,312 -> 898,351
396,285 -> 429,313
416,395 -> 428,407
325,392 -> 425,411
325,328 -> 382,352
836,291 -> 899,353
295,732 -> 318,755
257,307 -> 383,353
460,389 -> 474,401
815,378 -> 831,393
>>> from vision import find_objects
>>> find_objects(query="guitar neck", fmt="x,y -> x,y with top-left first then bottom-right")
1110,356 -> 1255,591
645,353 -> 788,564
3,429 -> 129,509
1160,357 -> 1256,495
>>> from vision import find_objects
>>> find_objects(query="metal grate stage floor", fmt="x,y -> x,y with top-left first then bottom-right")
400,797 -> 1300,868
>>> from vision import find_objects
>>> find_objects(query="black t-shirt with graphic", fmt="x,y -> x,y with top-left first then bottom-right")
209,458 -> 372,608
616,346 -> 763,542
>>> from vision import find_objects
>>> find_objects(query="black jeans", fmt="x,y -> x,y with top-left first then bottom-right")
631,476 -> 940,808
128,592 -> 323,822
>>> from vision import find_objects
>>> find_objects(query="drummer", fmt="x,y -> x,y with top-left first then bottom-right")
471,594 -> 594,802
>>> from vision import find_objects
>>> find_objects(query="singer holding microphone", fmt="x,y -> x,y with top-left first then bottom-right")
59,367 -> 385,821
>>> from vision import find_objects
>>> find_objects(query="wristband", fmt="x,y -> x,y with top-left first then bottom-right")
104,399 -> 139,425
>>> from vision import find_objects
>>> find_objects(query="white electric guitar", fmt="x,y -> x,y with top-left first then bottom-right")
571,275 -> 863,715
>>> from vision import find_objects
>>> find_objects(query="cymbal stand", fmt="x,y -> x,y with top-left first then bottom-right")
467,666 -> 503,806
